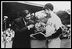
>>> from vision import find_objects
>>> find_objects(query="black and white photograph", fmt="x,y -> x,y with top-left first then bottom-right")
1,1 -> 71,48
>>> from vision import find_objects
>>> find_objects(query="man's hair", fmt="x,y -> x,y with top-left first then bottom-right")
24,10 -> 29,14
43,3 -> 54,11
20,10 -> 29,17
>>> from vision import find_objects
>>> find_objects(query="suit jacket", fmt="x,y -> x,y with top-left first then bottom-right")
11,17 -> 33,48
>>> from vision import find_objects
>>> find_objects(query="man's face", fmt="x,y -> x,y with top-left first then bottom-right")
44,9 -> 51,18
25,14 -> 31,21
25,16 -> 30,21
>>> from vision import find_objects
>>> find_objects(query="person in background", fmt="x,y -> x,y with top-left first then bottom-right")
11,10 -> 34,48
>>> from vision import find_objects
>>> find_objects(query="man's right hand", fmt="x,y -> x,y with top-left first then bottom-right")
27,24 -> 34,30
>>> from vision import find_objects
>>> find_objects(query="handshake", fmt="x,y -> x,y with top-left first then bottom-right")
27,24 -> 34,30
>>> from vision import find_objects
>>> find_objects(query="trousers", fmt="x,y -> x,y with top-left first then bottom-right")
47,37 -> 61,48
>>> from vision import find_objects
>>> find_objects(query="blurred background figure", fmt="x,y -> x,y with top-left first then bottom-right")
1,31 -> 4,48
56,9 -> 71,48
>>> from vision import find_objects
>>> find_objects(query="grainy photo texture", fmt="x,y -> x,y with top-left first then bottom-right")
1,1 -> 71,48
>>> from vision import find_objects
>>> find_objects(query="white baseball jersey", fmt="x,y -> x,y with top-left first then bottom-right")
45,11 -> 63,37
